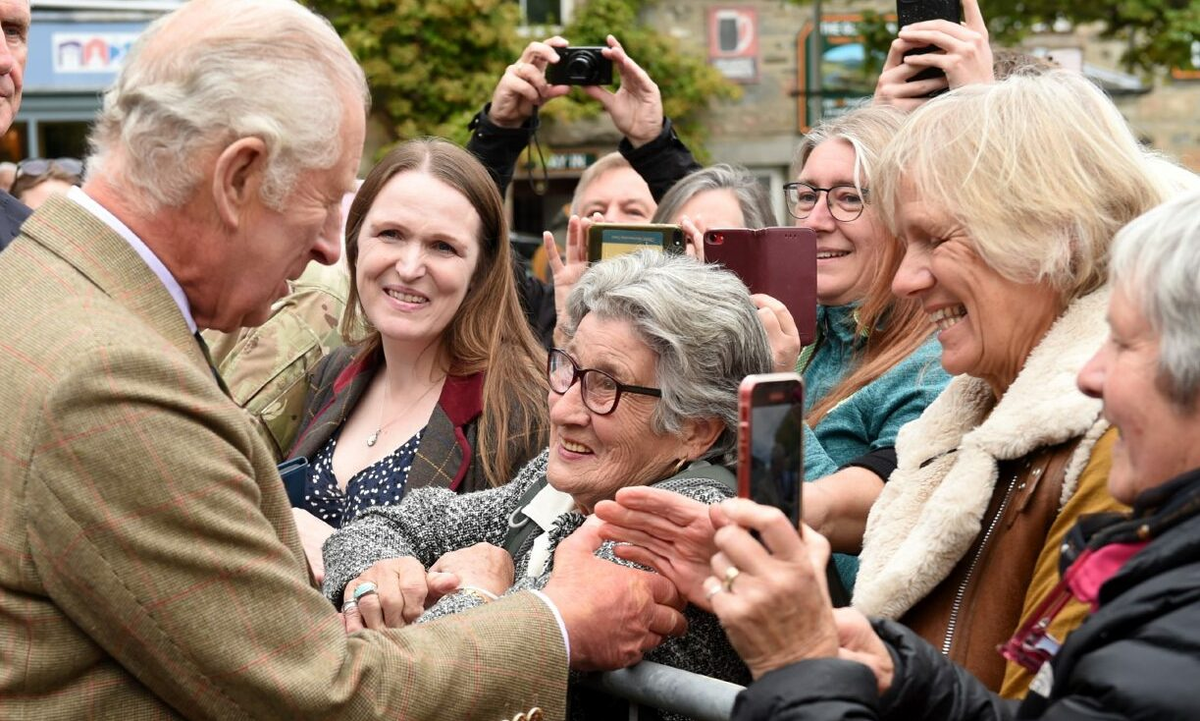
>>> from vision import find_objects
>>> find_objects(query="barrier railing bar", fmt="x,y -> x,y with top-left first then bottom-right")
580,660 -> 744,721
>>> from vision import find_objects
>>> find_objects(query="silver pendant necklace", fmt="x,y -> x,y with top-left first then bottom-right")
367,374 -> 442,448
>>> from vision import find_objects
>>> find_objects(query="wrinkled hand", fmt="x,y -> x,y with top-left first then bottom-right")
875,0 -> 991,110
489,37 -> 572,128
292,508 -> 335,584
753,293 -> 800,372
342,557 -> 460,632
543,517 -> 688,671
679,215 -> 707,262
834,607 -> 895,696
583,35 -> 664,148
594,486 -> 719,612
546,213 -> 593,346
702,499 -> 839,680
429,542 -> 515,599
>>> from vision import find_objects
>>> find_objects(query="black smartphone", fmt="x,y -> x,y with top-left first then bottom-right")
545,47 -> 613,86
737,373 -> 804,526
586,223 -> 686,262
896,0 -> 962,86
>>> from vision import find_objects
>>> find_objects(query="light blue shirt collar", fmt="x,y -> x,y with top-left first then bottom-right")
67,186 -> 197,334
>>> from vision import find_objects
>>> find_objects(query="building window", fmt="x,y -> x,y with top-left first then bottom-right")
520,0 -> 572,28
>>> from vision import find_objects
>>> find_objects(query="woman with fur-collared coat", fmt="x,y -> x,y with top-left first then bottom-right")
852,71 -> 1197,696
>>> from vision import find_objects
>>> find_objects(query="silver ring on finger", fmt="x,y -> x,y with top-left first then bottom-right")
353,581 -> 379,602
341,599 -> 358,614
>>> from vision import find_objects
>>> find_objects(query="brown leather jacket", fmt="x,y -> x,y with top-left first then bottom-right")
900,440 -> 1078,691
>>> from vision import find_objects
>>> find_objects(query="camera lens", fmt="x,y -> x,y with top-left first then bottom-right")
567,54 -> 596,82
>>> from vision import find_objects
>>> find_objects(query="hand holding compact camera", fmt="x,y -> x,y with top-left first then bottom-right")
545,46 -> 614,86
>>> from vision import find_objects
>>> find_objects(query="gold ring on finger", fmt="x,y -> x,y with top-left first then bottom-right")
722,565 -> 741,593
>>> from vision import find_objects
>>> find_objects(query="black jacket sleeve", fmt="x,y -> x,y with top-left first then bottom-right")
731,619 -> 1018,721
466,103 -> 535,199
840,447 -> 898,483
619,118 -> 701,202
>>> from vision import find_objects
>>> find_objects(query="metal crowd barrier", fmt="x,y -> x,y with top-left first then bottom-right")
580,660 -> 745,721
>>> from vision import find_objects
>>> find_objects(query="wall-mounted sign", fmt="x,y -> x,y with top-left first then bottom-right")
708,7 -> 759,83
52,33 -> 138,74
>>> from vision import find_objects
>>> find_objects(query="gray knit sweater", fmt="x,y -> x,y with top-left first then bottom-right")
322,450 -> 751,698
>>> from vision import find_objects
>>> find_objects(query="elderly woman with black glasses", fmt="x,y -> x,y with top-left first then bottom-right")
321,249 -> 773,699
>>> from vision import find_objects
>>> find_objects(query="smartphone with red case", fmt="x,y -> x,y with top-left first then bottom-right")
704,227 -> 818,345
737,373 -> 805,526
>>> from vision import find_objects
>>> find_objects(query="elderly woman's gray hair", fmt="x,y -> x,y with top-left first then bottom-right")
651,164 -> 777,229
1109,189 -> 1200,409
560,250 -> 773,461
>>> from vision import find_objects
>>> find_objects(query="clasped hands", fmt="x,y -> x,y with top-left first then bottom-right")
340,518 -> 692,674
341,542 -> 514,632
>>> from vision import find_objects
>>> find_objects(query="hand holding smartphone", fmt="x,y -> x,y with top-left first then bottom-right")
896,0 -> 963,86
737,373 -> 804,527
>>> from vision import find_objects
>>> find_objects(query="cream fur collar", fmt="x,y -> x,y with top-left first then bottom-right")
853,290 -> 1110,619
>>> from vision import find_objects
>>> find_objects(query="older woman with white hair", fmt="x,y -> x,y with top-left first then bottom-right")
683,188 -> 1200,721
594,70 -> 1198,699
322,250 -> 774,713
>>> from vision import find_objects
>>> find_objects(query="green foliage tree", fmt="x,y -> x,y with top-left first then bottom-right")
307,0 -> 525,151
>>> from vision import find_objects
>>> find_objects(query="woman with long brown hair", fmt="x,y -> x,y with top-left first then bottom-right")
786,105 -> 951,591
287,138 -> 547,550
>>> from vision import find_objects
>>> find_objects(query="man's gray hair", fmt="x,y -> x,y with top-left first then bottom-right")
651,163 -> 777,229
1109,189 -> 1200,410
86,0 -> 369,215
560,250 -> 773,462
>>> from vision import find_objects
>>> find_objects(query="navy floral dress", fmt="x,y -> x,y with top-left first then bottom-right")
302,427 -> 425,528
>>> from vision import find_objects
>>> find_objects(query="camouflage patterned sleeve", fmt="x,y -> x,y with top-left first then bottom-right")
202,262 -> 350,460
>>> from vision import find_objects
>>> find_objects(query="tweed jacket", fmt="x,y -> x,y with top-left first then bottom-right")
291,344 -> 544,496
0,195 -> 568,720
854,291 -> 1126,695
324,451 -> 752,691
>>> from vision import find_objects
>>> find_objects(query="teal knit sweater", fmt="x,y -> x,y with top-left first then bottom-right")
799,304 -> 951,588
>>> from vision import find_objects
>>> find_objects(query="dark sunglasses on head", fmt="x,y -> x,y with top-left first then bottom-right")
16,157 -> 84,180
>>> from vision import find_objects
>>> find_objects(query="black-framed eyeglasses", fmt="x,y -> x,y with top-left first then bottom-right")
784,182 -> 867,222
16,157 -> 84,180
547,348 -> 661,416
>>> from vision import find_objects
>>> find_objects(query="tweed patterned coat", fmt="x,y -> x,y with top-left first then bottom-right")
324,450 -> 753,718
0,195 -> 569,720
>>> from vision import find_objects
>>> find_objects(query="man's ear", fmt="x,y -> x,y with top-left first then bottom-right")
681,416 -> 725,461
211,137 -> 269,229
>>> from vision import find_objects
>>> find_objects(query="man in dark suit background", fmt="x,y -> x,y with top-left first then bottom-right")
0,1 -> 684,718
0,0 -> 29,249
